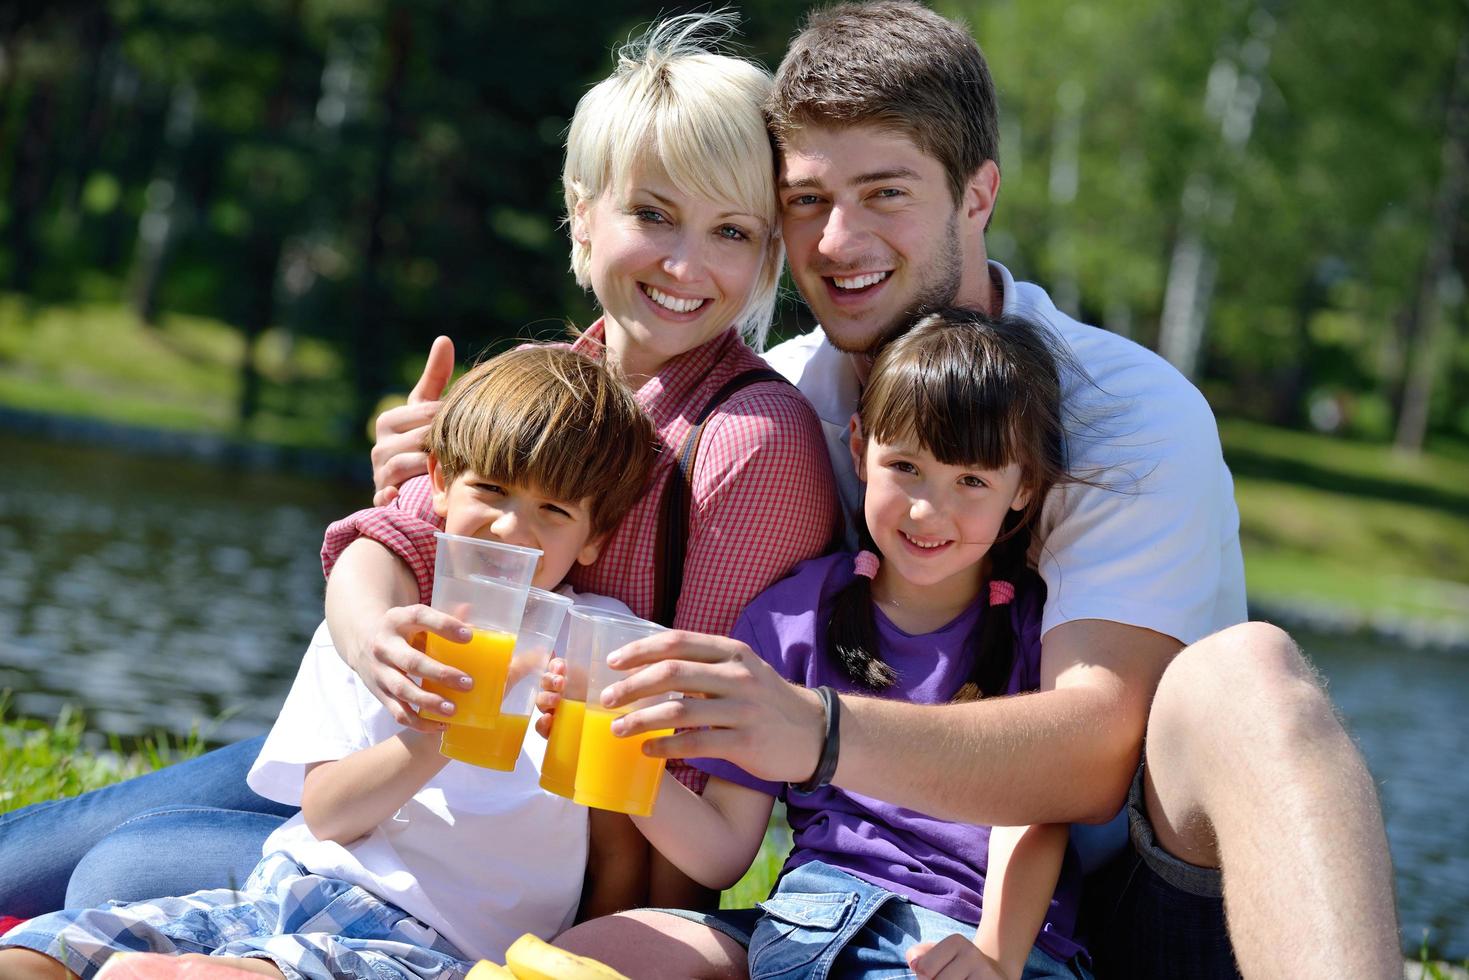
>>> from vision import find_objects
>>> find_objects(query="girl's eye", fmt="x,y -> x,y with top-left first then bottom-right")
543,503 -> 572,518
889,460 -> 918,474
961,475 -> 988,489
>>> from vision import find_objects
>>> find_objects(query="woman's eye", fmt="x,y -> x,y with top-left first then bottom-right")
634,208 -> 667,224
718,225 -> 750,242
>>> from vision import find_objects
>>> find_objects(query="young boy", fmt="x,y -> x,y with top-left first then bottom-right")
0,345 -> 657,980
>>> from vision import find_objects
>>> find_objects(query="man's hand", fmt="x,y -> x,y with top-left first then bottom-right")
370,335 -> 455,505
907,936 -> 1010,980
349,603 -> 474,732
597,631 -> 825,784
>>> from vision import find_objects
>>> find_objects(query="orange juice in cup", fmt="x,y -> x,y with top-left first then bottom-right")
439,713 -> 532,771
439,586 -> 572,770
572,705 -> 673,816
422,629 -> 515,726
416,532 -> 538,729
539,605 -> 636,797
571,613 -> 676,816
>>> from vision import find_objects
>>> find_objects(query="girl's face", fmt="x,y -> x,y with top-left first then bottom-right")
853,423 -> 1030,611
574,157 -> 770,381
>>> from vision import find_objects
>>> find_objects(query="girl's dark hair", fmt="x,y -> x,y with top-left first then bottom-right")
827,308 -> 1068,699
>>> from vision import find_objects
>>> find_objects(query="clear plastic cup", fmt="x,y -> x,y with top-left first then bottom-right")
420,532 -> 540,728
441,586 -> 573,771
572,615 -> 673,816
539,605 -> 641,798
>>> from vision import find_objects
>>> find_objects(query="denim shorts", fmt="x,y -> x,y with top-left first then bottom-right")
1081,764 -> 1240,979
0,851 -> 471,980
660,860 -> 1090,980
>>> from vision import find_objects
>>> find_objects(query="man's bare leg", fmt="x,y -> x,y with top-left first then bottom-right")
554,910 -> 747,980
1144,621 -> 1399,979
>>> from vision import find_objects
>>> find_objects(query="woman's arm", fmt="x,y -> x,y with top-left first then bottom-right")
975,823 -> 1068,980
300,729 -> 451,845
632,774 -> 774,891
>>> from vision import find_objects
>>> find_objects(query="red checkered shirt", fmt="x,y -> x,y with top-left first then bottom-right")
322,322 -> 839,790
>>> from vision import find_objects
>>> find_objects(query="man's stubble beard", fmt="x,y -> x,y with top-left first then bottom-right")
823,210 -> 964,356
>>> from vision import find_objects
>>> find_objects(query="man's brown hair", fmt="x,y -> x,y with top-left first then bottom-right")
427,345 -> 655,538
768,0 -> 998,203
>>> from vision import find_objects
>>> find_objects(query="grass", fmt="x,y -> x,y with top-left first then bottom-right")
0,695 -> 204,814
1220,418 -> 1469,627
0,294 -> 353,449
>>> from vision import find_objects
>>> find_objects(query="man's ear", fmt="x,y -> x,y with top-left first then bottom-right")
964,159 -> 1001,232
577,532 -> 607,567
428,456 -> 450,520
848,414 -> 867,482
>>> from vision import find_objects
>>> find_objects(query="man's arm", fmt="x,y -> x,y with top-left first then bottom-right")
601,619 -> 1178,826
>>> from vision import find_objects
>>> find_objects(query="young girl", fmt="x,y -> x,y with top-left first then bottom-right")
554,308 -> 1092,980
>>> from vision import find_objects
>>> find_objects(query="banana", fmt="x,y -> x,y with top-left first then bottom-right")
503,933 -> 630,980
465,961 -> 518,980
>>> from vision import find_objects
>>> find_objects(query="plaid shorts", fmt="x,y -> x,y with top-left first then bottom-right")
0,851 -> 471,980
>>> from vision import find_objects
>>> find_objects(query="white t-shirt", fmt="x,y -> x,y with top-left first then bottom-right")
247,587 -> 633,963
763,260 -> 1247,646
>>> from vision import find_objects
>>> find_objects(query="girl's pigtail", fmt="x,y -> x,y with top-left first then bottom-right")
953,512 -> 1033,702
827,528 -> 898,691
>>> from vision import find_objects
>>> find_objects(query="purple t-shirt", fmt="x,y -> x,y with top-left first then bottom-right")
692,552 -> 1084,963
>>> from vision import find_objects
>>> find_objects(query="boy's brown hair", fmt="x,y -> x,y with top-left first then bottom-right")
768,0 -> 998,204
426,345 -> 655,537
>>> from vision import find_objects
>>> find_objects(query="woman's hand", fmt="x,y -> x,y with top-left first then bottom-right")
596,630 -> 826,785
371,336 -> 455,506
533,658 -> 567,738
350,604 -> 475,732
906,936 -> 1011,980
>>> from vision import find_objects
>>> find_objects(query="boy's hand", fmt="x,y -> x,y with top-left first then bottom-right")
533,658 -> 567,738
355,604 -> 474,732
371,335 -> 455,506
906,936 -> 1010,980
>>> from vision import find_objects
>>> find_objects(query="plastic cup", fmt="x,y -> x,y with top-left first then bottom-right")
572,615 -> 674,817
441,586 -> 573,770
539,605 -> 641,798
420,532 -> 540,727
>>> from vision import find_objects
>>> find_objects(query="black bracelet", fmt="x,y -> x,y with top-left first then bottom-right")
791,685 -> 841,795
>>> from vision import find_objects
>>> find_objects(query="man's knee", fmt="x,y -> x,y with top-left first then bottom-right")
1151,621 -> 1340,754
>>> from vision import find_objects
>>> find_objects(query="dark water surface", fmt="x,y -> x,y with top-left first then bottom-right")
1,429 -> 1464,956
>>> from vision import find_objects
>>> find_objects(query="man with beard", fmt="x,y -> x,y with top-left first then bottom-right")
546,3 -> 1399,979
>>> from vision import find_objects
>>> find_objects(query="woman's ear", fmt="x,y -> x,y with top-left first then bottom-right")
428,456 -> 451,519
848,414 -> 867,482
571,199 -> 591,246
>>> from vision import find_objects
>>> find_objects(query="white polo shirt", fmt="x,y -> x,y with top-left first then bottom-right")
763,260 -> 1247,646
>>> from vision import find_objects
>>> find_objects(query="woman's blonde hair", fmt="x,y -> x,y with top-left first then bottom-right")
562,12 -> 782,350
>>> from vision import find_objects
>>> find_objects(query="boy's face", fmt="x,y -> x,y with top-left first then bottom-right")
429,460 -> 603,591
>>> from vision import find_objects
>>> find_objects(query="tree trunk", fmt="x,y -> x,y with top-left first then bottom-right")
1394,31 -> 1469,453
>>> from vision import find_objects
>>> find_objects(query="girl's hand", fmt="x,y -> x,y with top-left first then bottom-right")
906,936 -> 1010,980
370,336 -> 454,505
353,604 -> 473,732
533,658 -> 567,738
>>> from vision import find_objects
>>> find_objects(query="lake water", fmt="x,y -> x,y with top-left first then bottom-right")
1,428 -> 1464,957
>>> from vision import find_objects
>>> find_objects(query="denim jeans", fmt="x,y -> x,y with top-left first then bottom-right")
0,736 -> 295,915
664,861 -> 1089,980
